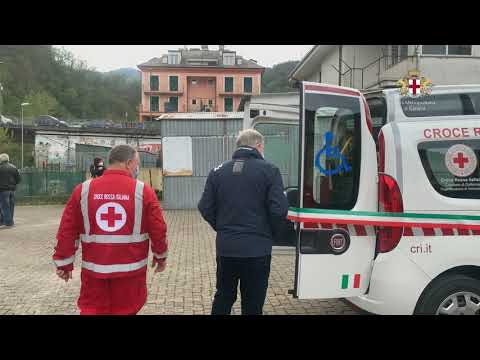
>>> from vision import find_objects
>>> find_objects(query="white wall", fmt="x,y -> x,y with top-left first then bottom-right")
420,56 -> 480,85
298,45 -> 480,89
303,46 -> 386,88
35,133 -> 162,168
319,47 -> 340,84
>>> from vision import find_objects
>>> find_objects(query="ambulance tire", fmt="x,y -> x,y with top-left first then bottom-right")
415,274 -> 480,315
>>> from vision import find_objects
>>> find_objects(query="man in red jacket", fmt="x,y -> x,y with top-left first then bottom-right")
53,144 -> 168,315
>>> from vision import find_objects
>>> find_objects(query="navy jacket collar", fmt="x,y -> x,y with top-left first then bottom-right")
233,146 -> 264,160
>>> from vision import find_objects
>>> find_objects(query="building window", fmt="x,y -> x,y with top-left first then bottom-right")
391,45 -> 399,64
223,52 -> 236,65
448,45 -> 472,55
169,76 -> 178,91
150,96 -> 159,112
191,79 -> 197,85
165,96 -> 178,113
244,77 -> 252,93
224,97 -> 233,112
208,99 -> 213,105
390,45 -> 409,66
423,45 -> 472,56
167,52 -> 180,65
150,75 -> 159,91
208,79 -> 214,86
192,99 -> 197,105
422,45 -> 447,55
225,77 -> 233,92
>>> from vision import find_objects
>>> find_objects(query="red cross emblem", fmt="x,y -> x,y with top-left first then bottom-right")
100,206 -> 123,227
453,152 -> 469,169
408,78 -> 421,95
96,202 -> 127,232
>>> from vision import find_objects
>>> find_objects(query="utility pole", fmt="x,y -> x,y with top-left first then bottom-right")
338,45 -> 343,86
20,102 -> 31,168
0,61 -> 4,115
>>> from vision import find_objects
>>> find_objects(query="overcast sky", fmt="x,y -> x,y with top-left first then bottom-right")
56,45 -> 313,72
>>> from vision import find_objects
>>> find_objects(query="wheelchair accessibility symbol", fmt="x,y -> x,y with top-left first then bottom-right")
315,132 -> 352,176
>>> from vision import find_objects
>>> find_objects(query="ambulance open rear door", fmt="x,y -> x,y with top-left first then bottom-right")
290,82 -> 378,299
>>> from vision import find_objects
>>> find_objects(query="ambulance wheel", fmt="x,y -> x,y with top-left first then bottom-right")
415,275 -> 480,315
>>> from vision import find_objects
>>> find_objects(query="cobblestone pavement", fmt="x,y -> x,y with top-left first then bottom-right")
0,206 -> 360,315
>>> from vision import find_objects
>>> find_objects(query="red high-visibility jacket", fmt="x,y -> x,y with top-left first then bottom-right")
53,169 -> 168,279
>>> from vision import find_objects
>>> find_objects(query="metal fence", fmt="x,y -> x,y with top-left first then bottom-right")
162,135 -> 238,209
16,169 -> 86,200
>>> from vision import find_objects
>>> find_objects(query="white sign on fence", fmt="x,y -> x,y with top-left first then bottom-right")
162,137 -> 193,176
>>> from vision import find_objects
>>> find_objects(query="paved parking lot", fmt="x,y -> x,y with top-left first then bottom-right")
0,205 -> 359,315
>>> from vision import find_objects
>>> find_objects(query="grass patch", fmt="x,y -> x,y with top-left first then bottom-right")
16,195 -> 70,206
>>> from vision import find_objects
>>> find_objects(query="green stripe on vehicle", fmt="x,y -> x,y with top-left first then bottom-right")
289,207 -> 480,222
341,275 -> 349,289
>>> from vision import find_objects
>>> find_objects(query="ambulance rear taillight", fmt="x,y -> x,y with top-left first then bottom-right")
377,174 -> 404,253
377,130 -> 404,253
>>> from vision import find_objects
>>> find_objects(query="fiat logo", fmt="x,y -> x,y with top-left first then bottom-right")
330,233 -> 347,253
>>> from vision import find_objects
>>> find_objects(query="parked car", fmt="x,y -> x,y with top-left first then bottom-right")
70,122 -> 86,128
84,119 -> 115,128
0,115 -> 14,126
34,115 -> 69,128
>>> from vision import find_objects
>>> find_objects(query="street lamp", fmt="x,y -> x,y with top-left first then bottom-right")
21,102 -> 31,169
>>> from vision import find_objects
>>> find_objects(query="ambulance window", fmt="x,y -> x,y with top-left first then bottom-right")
366,97 -> 387,142
418,139 -> 480,199
401,93 -> 480,117
304,93 -> 361,209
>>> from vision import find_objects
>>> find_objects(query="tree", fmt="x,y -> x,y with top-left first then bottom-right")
0,45 -> 141,122
262,60 -> 300,93
0,128 -> 33,167
24,90 -> 62,120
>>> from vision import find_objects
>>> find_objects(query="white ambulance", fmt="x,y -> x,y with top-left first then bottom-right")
249,83 -> 480,315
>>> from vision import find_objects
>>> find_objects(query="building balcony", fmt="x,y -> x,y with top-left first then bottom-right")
144,90 -> 184,95
218,91 -> 252,96
188,98 -> 217,112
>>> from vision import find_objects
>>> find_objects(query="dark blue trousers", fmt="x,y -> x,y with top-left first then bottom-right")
211,255 -> 271,315
0,191 -> 15,226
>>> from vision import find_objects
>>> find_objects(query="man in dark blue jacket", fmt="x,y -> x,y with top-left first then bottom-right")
198,129 -> 289,315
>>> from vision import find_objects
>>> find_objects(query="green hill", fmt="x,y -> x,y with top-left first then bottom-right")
261,60 -> 299,93
0,46 -> 140,122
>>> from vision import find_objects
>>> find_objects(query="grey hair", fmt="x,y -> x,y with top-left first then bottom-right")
108,145 -> 137,165
236,129 -> 264,148
0,153 -> 9,163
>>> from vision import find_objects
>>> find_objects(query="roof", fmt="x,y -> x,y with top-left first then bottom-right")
154,112 -> 244,120
239,92 -> 300,110
288,45 -> 336,81
138,48 -> 264,70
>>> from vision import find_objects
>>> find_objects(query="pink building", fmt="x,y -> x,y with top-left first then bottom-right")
137,45 -> 264,121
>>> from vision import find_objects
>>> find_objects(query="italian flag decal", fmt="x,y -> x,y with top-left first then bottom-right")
341,274 -> 361,289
